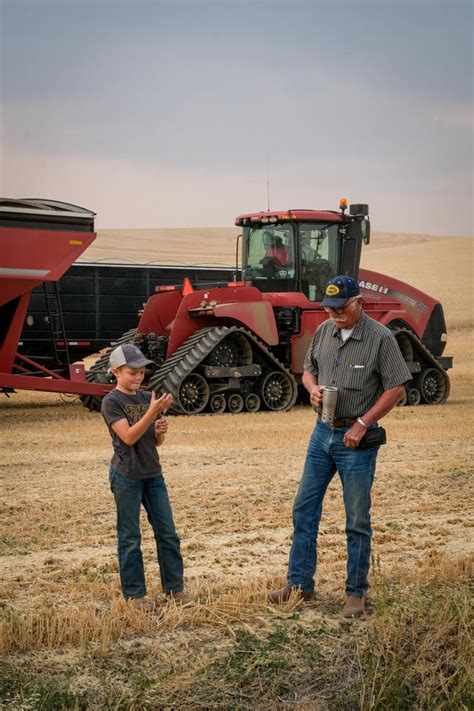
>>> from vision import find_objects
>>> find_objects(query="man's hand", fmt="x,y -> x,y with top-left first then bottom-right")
149,391 -> 173,417
343,421 -> 367,449
342,384 -> 406,449
309,385 -> 325,410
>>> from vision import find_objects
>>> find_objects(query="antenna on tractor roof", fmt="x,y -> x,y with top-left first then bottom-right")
266,154 -> 271,211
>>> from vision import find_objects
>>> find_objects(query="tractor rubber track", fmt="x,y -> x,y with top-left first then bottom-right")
80,329 -> 138,412
148,325 -> 298,415
392,327 -> 450,404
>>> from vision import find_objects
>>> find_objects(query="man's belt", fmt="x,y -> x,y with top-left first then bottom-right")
318,417 -> 357,428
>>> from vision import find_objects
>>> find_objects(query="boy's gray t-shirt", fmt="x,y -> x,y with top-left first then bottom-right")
101,389 -> 162,479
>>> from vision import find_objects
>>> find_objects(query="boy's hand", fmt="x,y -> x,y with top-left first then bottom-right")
149,391 -> 174,416
155,416 -> 169,435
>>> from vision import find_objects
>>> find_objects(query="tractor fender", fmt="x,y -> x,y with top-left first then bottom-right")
211,301 -> 279,345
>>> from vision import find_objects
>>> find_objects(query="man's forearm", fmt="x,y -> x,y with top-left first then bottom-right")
359,385 -> 406,427
302,370 -> 318,394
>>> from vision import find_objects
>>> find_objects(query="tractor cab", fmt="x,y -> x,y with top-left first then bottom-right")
236,202 -> 370,301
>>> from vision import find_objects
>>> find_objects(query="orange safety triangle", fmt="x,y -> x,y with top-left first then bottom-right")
182,277 -> 194,295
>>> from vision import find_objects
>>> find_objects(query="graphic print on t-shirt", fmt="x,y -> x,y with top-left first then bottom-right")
123,403 -> 150,425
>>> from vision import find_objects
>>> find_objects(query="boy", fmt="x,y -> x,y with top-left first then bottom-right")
101,343 -> 188,610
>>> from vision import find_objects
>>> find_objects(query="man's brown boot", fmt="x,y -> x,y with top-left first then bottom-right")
128,596 -> 155,612
342,595 -> 365,618
166,590 -> 191,605
268,585 -> 314,604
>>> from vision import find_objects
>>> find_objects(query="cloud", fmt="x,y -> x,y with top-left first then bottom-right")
433,104 -> 474,128
1,149 -> 268,228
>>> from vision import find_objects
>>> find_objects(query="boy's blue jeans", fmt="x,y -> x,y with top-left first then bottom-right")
288,421 -> 378,598
109,467 -> 184,599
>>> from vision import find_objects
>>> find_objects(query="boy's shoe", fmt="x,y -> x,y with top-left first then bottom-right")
268,585 -> 314,604
128,596 -> 155,612
342,595 -> 365,618
166,590 -> 191,605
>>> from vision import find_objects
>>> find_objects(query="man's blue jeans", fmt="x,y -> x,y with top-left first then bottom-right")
288,421 -> 378,598
109,467 -> 184,599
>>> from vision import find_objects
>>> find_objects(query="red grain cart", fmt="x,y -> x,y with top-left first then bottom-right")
0,198 -> 112,398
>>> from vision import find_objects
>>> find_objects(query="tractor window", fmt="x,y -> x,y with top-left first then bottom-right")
243,226 -> 295,282
300,223 -> 338,301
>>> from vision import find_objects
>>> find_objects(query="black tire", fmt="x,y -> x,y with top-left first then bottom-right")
407,387 -> 421,406
397,388 -> 408,406
227,393 -> 244,413
209,393 -> 226,413
206,332 -> 253,368
416,368 -> 449,404
177,373 -> 210,414
259,371 -> 294,411
245,393 -> 261,412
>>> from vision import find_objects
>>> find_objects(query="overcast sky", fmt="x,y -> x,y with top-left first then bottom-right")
1,0 -> 472,234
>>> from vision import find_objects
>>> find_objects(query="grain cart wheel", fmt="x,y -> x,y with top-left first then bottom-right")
209,393 -> 226,413
177,373 -> 209,414
417,368 -> 448,404
227,393 -> 244,413
259,371 -> 294,411
245,393 -> 261,412
407,387 -> 422,406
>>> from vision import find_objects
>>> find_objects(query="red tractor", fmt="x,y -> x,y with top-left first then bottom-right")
82,200 -> 452,414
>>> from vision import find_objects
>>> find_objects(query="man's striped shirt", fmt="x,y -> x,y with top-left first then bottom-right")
304,312 -> 412,419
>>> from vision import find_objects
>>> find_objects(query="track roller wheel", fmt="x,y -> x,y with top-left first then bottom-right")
417,368 -> 448,404
397,388 -> 408,406
227,393 -> 244,413
407,387 -> 421,406
259,371 -> 294,411
245,393 -> 261,412
209,393 -> 226,413
177,373 -> 209,414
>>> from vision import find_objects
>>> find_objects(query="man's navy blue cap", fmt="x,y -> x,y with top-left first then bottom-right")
320,275 -> 360,308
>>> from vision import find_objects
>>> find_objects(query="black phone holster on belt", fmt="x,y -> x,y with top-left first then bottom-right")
357,426 -> 387,449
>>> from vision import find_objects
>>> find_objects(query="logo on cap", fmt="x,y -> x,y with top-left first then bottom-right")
326,284 -> 340,296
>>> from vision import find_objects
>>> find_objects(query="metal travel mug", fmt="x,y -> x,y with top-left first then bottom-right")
321,386 -> 338,425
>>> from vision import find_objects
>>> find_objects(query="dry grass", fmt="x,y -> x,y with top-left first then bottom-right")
1,556 -> 470,709
356,555 -> 472,710
1,233 -> 473,708
85,226 -> 468,268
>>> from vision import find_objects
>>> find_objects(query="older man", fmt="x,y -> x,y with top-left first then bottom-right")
269,275 -> 412,617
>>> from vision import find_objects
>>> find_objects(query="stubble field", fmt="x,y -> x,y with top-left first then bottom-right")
1,231 -> 472,709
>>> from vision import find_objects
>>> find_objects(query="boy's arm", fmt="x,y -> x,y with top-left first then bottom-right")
111,392 -> 173,446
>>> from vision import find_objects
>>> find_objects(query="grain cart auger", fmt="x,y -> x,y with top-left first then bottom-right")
0,198 -> 113,399
82,200 -> 452,414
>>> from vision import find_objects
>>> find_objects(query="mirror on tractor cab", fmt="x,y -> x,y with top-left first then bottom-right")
361,218 -> 370,244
